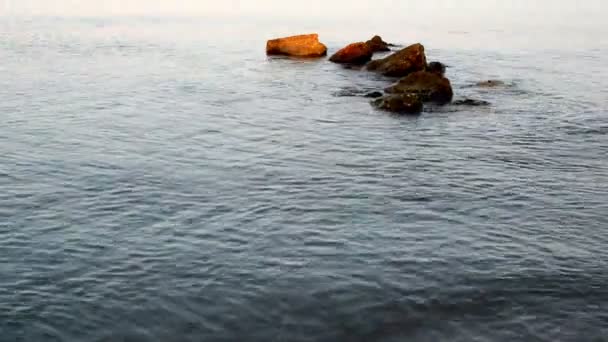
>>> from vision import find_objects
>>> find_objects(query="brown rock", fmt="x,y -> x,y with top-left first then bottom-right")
329,42 -> 373,64
266,34 -> 327,57
366,43 -> 427,77
366,35 -> 391,53
385,71 -> 453,104
371,94 -> 423,114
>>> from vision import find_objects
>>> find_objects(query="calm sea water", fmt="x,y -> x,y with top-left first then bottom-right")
1,7 -> 608,342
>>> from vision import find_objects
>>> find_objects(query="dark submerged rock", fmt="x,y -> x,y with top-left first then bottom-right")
427,61 -> 447,76
385,71 -> 453,104
266,34 -> 327,57
452,98 -> 491,106
333,87 -> 382,98
474,80 -> 505,88
364,91 -> 384,98
365,35 -> 391,53
329,42 -> 373,64
371,94 -> 423,114
366,43 -> 427,77
341,64 -> 366,71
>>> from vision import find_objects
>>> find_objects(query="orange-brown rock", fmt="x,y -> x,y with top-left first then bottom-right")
266,34 -> 327,57
385,70 -> 453,104
329,42 -> 373,64
366,43 -> 427,77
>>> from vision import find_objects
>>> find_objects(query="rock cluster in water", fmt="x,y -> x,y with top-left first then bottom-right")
266,33 -> 490,115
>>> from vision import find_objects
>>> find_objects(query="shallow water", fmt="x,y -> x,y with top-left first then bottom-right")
1,7 -> 608,342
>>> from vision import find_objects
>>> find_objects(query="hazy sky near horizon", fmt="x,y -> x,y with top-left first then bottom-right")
1,0 -> 604,18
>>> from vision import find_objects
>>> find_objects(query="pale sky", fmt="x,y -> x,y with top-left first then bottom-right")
8,0 -> 343,16
2,0 -> 604,18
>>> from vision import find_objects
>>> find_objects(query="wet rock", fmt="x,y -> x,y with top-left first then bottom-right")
330,42 -> 373,64
366,43 -> 427,77
427,61 -> 447,76
385,71 -> 453,104
365,35 -> 391,53
371,94 -> 423,114
474,80 -> 505,88
266,34 -> 327,57
452,98 -> 491,106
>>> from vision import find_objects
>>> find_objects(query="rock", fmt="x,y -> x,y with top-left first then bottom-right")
366,43 -> 427,77
266,34 -> 327,57
371,94 -> 423,114
364,91 -> 384,98
385,71 -> 453,104
452,98 -> 491,106
474,80 -> 505,88
427,61 -> 447,76
365,35 -> 391,53
329,42 -> 373,64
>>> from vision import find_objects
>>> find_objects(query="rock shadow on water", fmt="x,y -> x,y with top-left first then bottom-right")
266,55 -> 327,63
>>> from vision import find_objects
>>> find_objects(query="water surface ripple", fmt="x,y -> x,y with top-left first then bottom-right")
1,16 -> 608,342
